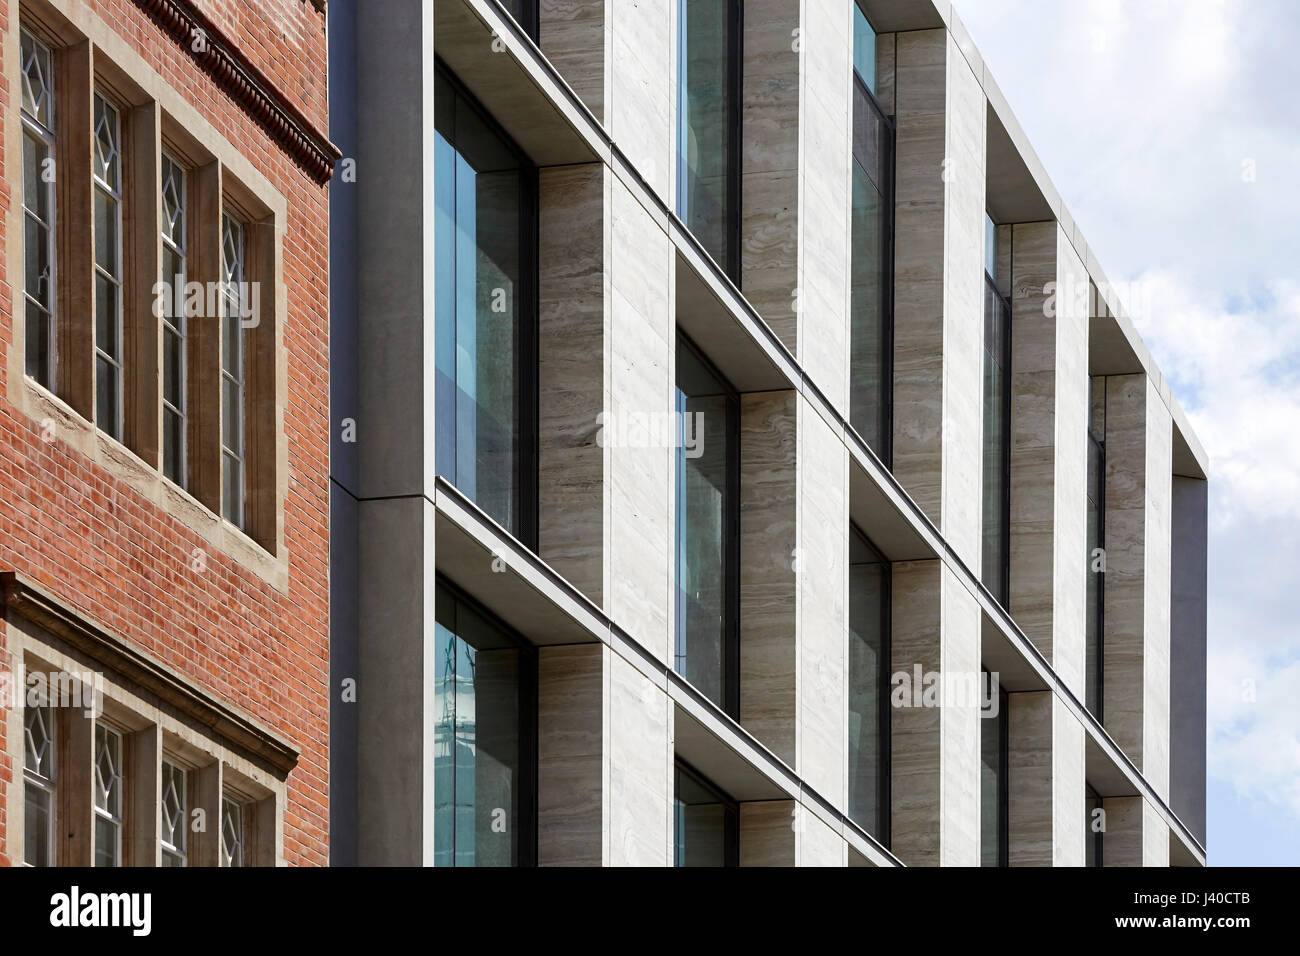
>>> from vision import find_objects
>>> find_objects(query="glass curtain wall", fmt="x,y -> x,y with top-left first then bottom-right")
673,760 -> 738,866
980,676 -> 1008,866
1086,377 -> 1106,718
675,336 -> 739,715
982,215 -> 1011,604
677,0 -> 740,277
433,581 -> 536,867
435,65 -> 537,544
850,2 -> 894,463
848,525 -> 889,841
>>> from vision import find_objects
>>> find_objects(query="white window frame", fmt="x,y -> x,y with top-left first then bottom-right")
220,212 -> 247,529
161,152 -> 188,487
92,89 -> 125,440
93,722 -> 124,867
160,758 -> 188,866
19,26 -> 57,390
22,703 -> 57,866
220,793 -> 245,867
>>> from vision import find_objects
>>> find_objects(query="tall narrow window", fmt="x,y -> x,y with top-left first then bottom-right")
221,795 -> 244,867
20,28 -> 56,389
673,760 -> 737,866
675,335 -> 739,716
93,724 -> 123,867
848,525 -> 889,841
434,67 -> 537,544
1086,784 -> 1104,868
1086,377 -> 1106,718
434,581 -> 536,867
93,93 -> 124,439
980,677 -> 1008,867
23,703 -> 56,866
676,0 -> 740,277
161,155 -> 188,487
221,213 -> 247,528
161,760 -> 187,866
850,4 -> 894,463
981,215 -> 1011,604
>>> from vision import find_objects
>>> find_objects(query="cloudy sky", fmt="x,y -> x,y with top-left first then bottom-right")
951,0 -> 1300,864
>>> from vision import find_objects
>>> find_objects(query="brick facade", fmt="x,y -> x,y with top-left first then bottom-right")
0,0 -> 330,866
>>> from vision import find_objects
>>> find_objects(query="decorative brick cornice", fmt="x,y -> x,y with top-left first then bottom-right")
135,0 -> 341,185
1,572 -> 301,777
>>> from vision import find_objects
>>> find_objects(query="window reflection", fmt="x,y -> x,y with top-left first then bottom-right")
675,336 -> 738,715
434,581 -> 535,866
677,0 -> 739,276
982,216 -> 1011,604
673,760 -> 737,866
434,67 -> 535,542
849,526 -> 889,841
850,50 -> 894,462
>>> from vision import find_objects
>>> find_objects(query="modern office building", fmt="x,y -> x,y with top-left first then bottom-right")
0,0 -> 335,866
330,0 -> 1207,865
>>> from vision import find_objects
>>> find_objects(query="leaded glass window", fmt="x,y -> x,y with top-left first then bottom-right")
162,155 -> 188,486
93,92 -> 124,439
161,760 -> 187,866
21,28 -> 56,388
221,795 -> 244,867
23,704 -> 56,866
221,213 -> 247,528
93,724 -> 123,867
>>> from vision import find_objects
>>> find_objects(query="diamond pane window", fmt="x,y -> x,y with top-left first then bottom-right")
23,704 -> 56,866
20,27 -> 56,388
93,724 -> 123,867
221,796 -> 244,867
220,213 -> 246,528
161,760 -> 187,866
161,154 -> 188,486
92,92 -> 124,440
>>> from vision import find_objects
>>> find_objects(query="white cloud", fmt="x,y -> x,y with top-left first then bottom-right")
954,0 -> 1300,841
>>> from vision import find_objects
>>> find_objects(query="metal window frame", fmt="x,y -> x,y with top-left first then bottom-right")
982,269 -> 1013,607
849,521 -> 892,847
674,330 -> 741,721
1085,782 -> 1104,868
675,0 -> 744,282
433,575 -> 539,867
1087,379 -> 1107,724
850,70 -> 896,469
433,59 -> 540,552
673,756 -> 739,867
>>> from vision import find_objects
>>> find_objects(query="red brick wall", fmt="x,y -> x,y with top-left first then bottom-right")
0,0 -> 330,866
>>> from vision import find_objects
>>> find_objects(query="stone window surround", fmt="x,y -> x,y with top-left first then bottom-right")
3,573 -> 292,866
5,0 -> 290,591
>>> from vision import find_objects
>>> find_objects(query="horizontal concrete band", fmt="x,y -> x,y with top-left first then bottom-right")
438,0 -> 1204,864
432,477 -> 901,867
